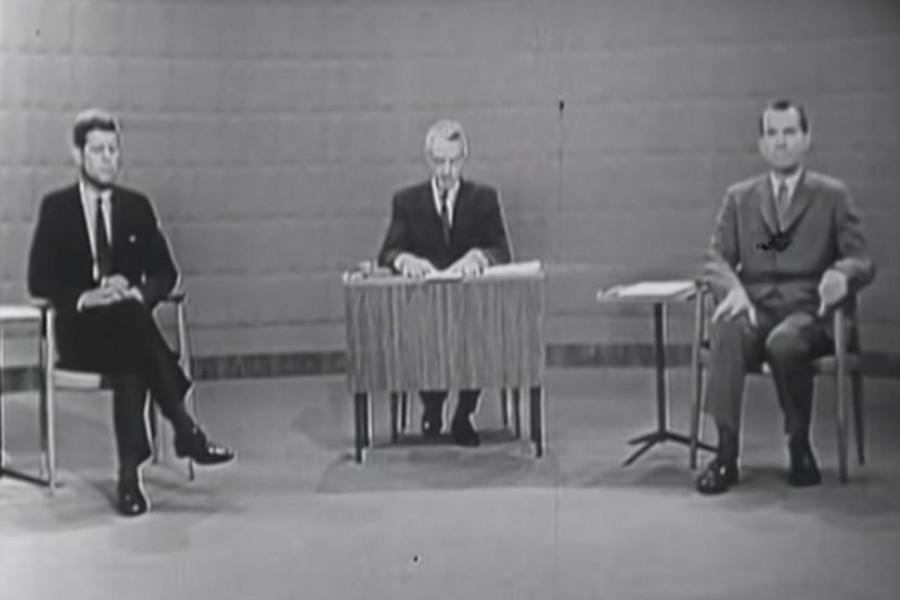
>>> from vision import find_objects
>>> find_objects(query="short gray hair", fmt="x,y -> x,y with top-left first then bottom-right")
424,119 -> 468,159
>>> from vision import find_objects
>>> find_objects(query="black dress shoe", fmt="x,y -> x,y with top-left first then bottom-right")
696,457 -> 739,495
788,442 -> 822,487
421,409 -> 443,439
117,478 -> 148,517
450,417 -> 480,447
175,428 -> 235,465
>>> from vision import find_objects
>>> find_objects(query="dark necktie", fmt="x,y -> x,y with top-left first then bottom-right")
439,189 -> 451,243
95,196 -> 112,279
775,181 -> 790,230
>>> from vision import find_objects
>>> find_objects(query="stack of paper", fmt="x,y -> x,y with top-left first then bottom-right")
482,260 -> 543,277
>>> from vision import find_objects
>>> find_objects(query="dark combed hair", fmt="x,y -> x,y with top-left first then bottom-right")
72,112 -> 119,149
758,99 -> 809,135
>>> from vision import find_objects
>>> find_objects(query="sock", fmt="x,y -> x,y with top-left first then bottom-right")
118,462 -> 139,485
789,431 -> 810,452
717,425 -> 739,463
170,406 -> 197,441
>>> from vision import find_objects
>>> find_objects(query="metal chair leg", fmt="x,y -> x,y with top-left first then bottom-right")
851,372 -> 865,465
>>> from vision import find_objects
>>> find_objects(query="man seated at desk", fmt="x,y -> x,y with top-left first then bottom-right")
377,119 -> 512,446
697,99 -> 875,495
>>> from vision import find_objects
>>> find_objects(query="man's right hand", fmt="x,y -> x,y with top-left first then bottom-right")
394,253 -> 436,278
78,275 -> 138,310
712,287 -> 758,327
78,286 -> 126,309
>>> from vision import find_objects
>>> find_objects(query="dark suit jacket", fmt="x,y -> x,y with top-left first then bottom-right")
703,170 -> 875,314
28,183 -> 178,365
377,179 -> 512,270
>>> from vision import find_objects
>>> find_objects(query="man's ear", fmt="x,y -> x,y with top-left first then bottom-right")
70,145 -> 83,166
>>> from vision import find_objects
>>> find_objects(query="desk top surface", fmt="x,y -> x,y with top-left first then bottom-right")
344,270 -> 545,288
596,280 -> 696,304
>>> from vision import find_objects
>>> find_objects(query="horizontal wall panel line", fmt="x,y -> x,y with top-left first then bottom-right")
2,344 -> 898,394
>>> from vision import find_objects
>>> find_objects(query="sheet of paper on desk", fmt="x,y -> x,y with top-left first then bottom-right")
601,280 -> 695,299
482,260 -> 542,277
424,270 -> 464,281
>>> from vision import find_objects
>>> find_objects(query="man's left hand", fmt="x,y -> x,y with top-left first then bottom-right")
818,269 -> 849,316
448,249 -> 489,277
101,274 -> 144,304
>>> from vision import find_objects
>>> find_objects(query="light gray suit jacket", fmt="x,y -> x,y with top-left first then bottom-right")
703,170 -> 875,314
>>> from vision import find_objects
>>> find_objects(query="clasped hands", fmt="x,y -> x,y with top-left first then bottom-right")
712,269 -> 848,326
79,274 -> 144,309
394,249 -> 489,279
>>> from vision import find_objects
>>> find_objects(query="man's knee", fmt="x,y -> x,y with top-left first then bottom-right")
765,329 -> 808,364
710,317 -> 752,350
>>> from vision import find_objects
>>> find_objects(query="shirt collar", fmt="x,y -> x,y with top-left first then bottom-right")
79,179 -> 112,207
769,168 -> 804,200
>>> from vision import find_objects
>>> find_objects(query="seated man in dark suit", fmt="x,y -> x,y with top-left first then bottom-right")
697,99 -> 875,494
28,109 -> 234,516
377,119 -> 512,446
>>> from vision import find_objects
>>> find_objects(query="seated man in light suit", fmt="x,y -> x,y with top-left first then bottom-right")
377,119 -> 512,446
697,99 -> 876,494
28,109 -> 234,516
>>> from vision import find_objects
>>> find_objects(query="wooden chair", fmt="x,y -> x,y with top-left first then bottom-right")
688,284 -> 865,483
34,292 -> 195,494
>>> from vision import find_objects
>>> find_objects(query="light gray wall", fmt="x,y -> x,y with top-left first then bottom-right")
1,0 -> 898,358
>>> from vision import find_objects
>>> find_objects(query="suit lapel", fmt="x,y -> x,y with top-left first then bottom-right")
780,171 -> 815,232
63,184 -> 94,266
448,180 -> 471,250
110,187 -> 122,250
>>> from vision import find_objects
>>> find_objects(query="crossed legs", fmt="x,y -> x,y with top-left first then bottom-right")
65,300 -> 234,515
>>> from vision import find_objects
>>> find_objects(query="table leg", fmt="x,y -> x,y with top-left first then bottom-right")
624,301 -> 715,466
513,388 -> 522,439
0,326 -> 5,477
0,321 -> 57,491
354,392 -> 368,463
529,386 -> 544,458
390,392 -> 400,444
400,392 -> 409,432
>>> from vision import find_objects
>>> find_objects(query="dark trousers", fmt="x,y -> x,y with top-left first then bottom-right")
420,389 -> 480,421
704,306 -> 833,438
58,300 -> 192,468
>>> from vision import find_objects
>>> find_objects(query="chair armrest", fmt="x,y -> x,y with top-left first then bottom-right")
162,289 -> 187,304
29,297 -> 52,310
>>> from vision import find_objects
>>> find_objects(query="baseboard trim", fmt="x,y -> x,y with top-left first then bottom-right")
2,343 -> 898,394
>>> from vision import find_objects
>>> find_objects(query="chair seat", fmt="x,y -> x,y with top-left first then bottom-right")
53,369 -> 113,390
697,347 -> 862,376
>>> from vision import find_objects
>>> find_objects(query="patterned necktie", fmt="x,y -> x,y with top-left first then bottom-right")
439,189 -> 451,243
95,196 -> 112,279
775,181 -> 790,230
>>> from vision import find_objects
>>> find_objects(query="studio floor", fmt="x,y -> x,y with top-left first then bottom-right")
1,368 -> 899,600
